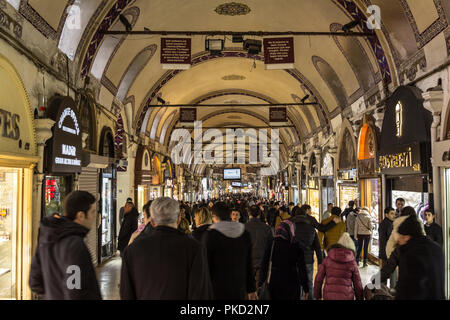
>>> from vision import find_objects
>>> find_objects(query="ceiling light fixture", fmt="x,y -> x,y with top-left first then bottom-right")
205,38 -> 224,55
341,20 -> 360,33
119,14 -> 132,32
244,39 -> 262,55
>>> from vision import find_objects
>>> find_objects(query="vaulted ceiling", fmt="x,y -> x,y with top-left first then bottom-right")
15,0 -> 450,173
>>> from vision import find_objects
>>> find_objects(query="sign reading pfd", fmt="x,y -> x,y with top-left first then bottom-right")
46,96 -> 82,173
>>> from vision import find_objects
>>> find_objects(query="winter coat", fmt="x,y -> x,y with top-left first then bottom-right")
118,207 -> 139,252
378,218 -> 393,260
29,216 -> 101,300
267,208 -> 278,227
425,222 -> 443,247
259,237 -> 309,300
203,221 -> 256,300
120,226 -> 212,300
275,211 -> 291,230
354,210 -> 373,238
245,218 -> 272,269
290,214 -> 323,265
386,215 -> 425,259
318,216 -> 346,250
396,236 -> 445,300
192,224 -> 211,243
314,244 -> 363,300
346,212 -> 357,237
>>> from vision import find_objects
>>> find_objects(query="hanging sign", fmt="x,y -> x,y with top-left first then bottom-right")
46,96 -> 82,173
161,38 -> 191,70
263,37 -> 295,70
269,107 -> 287,123
179,108 -> 197,123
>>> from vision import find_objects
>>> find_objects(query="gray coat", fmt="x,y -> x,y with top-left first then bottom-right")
245,218 -> 272,269
346,212 -> 357,236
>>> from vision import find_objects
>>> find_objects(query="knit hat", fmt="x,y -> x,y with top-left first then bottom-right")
337,232 -> 356,253
397,215 -> 423,238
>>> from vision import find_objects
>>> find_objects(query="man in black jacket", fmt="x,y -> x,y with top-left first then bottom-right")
424,209 -> 443,247
117,201 -> 139,257
245,205 -> 272,288
267,202 -> 280,230
203,202 -> 257,300
29,191 -> 101,300
290,206 -> 324,300
378,207 -> 396,287
395,215 -> 445,300
340,200 -> 355,221
301,204 -> 339,233
120,197 -> 212,299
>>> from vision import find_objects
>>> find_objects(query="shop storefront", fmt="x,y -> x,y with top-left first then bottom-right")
337,126 -> 358,211
135,145 -> 152,213
433,139 -> 450,299
150,154 -> 162,200
162,158 -> 174,198
358,118 -> 381,262
44,96 -> 83,218
300,162 -> 307,204
292,166 -> 299,205
98,127 -> 117,263
0,55 -> 39,299
320,149 -> 335,218
378,86 -> 432,224
307,153 -> 320,221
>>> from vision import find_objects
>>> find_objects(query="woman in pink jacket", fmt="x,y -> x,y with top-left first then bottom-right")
314,232 -> 364,300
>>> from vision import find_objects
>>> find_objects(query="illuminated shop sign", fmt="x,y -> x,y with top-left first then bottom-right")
46,96 -> 82,173
377,142 -> 429,175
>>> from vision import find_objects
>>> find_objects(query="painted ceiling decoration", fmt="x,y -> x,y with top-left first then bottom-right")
222,74 -> 246,80
214,2 -> 251,16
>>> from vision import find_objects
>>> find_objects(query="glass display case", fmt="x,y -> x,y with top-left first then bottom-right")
338,185 -> 358,212
101,176 -> 113,252
391,190 -> 428,223
0,168 -> 18,299
44,175 -> 71,216
360,178 -> 381,257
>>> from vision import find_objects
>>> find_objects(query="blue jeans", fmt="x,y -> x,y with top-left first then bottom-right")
350,235 -> 359,256
356,235 -> 370,264
300,263 -> 314,300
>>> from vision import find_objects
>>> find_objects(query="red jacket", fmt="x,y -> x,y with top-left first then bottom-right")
314,246 -> 364,300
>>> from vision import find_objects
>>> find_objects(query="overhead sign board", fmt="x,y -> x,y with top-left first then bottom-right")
263,37 -> 295,70
161,38 -> 191,70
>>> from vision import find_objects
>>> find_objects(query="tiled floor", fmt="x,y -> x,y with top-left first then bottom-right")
96,254 -> 380,300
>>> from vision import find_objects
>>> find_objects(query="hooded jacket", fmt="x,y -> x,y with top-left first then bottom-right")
396,236 -> 445,300
318,215 -> 346,250
354,209 -> 373,238
314,244 -> 363,300
386,215 -> 426,259
245,218 -> 272,269
203,221 -> 255,299
118,207 -> 139,252
29,216 -> 101,300
290,214 -> 323,264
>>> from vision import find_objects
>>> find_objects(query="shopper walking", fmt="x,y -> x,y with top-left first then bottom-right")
395,215 -> 445,300
203,202 -> 257,300
117,201 -> 139,257
259,220 -> 309,300
128,200 -> 154,245
424,209 -> 443,247
192,206 -> 213,242
274,206 -> 291,230
290,206 -> 322,300
346,207 -> 359,251
314,233 -> 363,300
29,191 -> 101,300
354,207 -> 373,267
378,207 -> 396,286
245,205 -> 272,289
318,207 -> 346,251
120,197 -> 212,300
341,201 -> 355,221
119,197 -> 133,226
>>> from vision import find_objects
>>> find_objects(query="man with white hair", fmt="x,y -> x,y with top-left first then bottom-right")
120,197 -> 212,299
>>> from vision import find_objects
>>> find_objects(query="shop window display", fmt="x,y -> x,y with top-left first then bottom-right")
101,176 -> 113,254
338,185 -> 358,212
391,190 -> 428,223
44,176 -> 71,216
0,168 -> 18,299
360,179 -> 381,257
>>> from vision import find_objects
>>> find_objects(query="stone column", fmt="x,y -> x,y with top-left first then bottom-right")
423,90 -> 444,225
32,119 -> 55,253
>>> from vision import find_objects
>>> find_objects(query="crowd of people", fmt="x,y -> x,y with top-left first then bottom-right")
28,191 -> 446,300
